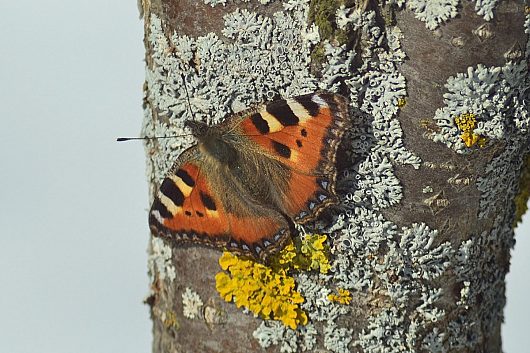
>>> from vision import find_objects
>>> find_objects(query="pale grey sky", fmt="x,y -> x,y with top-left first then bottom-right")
0,1 -> 528,352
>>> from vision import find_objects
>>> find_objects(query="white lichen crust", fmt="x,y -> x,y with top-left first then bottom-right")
336,220 -> 455,351
432,62 -> 529,153
406,0 -> 459,30
147,237 -> 176,283
474,0 -> 500,21
182,287 -> 204,319
253,321 -> 317,353
405,0 -> 503,29
204,0 -> 273,7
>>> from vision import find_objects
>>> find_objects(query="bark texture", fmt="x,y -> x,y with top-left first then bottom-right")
140,1 -> 529,352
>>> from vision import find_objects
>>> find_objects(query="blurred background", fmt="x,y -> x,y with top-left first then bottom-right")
0,1 -> 528,352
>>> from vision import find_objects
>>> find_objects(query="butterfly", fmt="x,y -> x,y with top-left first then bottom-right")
149,92 -> 350,260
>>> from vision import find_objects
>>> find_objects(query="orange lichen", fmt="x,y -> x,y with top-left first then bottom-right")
163,310 -> 179,330
454,112 -> 486,148
215,234 -> 331,329
328,288 -> 353,305
273,234 -> 331,274
397,98 -> 407,108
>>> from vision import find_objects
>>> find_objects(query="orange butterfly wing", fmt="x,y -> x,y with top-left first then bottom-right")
149,148 -> 291,259
238,93 -> 350,223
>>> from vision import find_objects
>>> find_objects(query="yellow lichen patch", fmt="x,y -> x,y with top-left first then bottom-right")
163,310 -> 179,330
216,252 -> 307,329
328,288 -> 353,305
397,98 -> 407,108
215,234 -> 331,329
271,234 -> 331,274
454,112 -> 487,148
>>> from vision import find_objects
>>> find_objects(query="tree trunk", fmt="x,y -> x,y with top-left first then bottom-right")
140,1 -> 529,352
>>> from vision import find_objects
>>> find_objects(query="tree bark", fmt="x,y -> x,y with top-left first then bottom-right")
140,1 -> 529,352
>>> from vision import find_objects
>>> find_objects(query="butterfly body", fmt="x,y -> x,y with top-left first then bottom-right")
150,93 -> 350,260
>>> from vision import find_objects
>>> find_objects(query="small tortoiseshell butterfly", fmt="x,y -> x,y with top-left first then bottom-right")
149,92 -> 350,260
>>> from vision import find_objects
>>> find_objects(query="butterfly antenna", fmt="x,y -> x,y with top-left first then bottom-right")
116,134 -> 192,142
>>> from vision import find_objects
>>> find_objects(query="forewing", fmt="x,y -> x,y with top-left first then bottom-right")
236,93 -> 350,223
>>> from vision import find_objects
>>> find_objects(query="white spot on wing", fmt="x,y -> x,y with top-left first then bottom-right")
287,99 -> 312,124
158,192 -> 181,215
151,209 -> 165,224
259,107 -> 283,132
170,175 -> 193,197
312,94 -> 328,108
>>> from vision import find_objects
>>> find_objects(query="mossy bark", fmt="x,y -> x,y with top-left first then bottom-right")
141,1 -> 528,352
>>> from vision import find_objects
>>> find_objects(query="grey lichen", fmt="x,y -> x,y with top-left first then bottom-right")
429,46 -> 529,225
425,13 -> 530,350
406,0 -> 459,30
346,23 -> 420,168
404,0 -> 503,29
253,321 -> 317,353
324,322 -> 353,352
182,287 -> 204,319
335,4 -> 365,31
332,209 -> 397,291
339,221 -> 454,351
356,307 -> 408,352
204,0 -> 227,7
447,219 -> 515,349
432,61 -> 529,153
474,0 -> 500,21
147,237 -> 176,283
204,0 -> 273,7
477,144 -> 527,220
345,154 -> 403,210
526,11 -> 530,54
